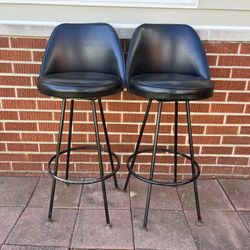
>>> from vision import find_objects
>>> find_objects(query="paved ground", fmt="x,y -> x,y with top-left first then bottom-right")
0,176 -> 250,249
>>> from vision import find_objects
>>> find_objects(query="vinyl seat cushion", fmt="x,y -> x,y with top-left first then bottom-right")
128,73 -> 214,101
38,72 -> 123,98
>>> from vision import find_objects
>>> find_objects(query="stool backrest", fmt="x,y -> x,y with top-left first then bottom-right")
126,24 -> 210,80
40,23 -> 125,81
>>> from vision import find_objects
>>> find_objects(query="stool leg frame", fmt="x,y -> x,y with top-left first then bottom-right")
91,99 -> 110,225
48,98 -> 66,219
98,98 -> 118,189
174,101 -> 178,183
123,99 -> 152,191
143,101 -> 162,228
65,99 -> 74,180
186,101 -> 202,224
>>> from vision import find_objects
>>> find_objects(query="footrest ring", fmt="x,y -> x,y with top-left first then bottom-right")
48,145 -> 120,185
127,147 -> 200,187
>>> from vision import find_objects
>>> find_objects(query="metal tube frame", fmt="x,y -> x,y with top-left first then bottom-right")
186,101 -> 202,224
65,99 -> 74,180
123,99 -> 152,191
48,98 -> 66,219
124,99 -> 202,228
98,98 -> 118,188
143,101 -> 162,228
48,98 -> 117,225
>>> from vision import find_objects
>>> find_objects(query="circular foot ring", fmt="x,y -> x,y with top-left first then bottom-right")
48,145 -> 120,185
127,147 -> 200,187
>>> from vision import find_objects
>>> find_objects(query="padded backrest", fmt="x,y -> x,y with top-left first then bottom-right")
126,24 -> 210,80
40,23 -> 125,81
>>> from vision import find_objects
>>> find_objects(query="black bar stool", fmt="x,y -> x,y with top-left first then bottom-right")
123,24 -> 214,228
37,23 -> 125,225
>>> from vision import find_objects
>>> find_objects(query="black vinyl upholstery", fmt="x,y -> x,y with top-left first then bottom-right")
126,24 -> 214,101
38,23 -> 125,98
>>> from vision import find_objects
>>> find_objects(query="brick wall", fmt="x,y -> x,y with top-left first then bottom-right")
0,36 -> 249,179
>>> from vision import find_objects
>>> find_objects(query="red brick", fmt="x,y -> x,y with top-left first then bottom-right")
204,42 -> 239,54
17,88 -> 44,98
191,115 -> 224,124
0,76 -> 31,86
0,111 -> 18,120
14,63 -> 40,74
0,153 -> 28,161
240,44 -> 250,54
218,157 -> 248,165
144,124 -> 171,134
204,92 -> 227,102
33,51 -> 44,61
240,126 -> 250,134
207,55 -> 217,66
223,136 -> 250,145
21,133 -> 54,142
201,146 -> 233,155
195,156 -> 217,164
228,92 -> 250,102
121,134 -> 152,143
235,146 -> 250,155
206,126 -> 238,135
226,115 -> 250,124
0,50 -> 32,61
214,80 -> 246,91
27,154 -> 52,162
2,100 -> 36,109
107,123 -> 138,133
0,132 -> 21,141
38,122 -> 59,132
0,88 -> 16,97
10,37 -> 47,49
203,166 -> 233,175
0,122 -> 3,130
245,105 -> 250,114
218,56 -> 250,66
37,100 -> 61,110
19,111 -> 52,121
12,162 -> 43,171
231,68 -> 250,78
233,167 -> 250,175
0,63 -> 12,73
123,113 -> 155,123
193,136 -> 221,145
210,68 -> 231,78
178,125 -> 205,134
210,104 -> 244,113
89,133 -> 120,143
0,162 -> 11,171
123,91 -> 145,100
0,143 -> 6,151
108,102 -> 140,112
158,134 -> 186,144
0,37 -> 9,48
7,143 -> 38,152
5,122 -> 37,131
89,112 -> 122,123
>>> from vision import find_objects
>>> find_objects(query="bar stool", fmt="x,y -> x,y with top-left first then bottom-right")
37,23 -> 125,225
123,24 -> 214,228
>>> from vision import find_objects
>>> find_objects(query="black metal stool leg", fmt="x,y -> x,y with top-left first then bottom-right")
174,101 -> 178,183
48,99 -> 66,219
98,98 -> 118,189
91,99 -> 110,225
186,101 -> 202,224
123,99 -> 152,191
143,101 -> 162,229
65,99 -> 74,180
